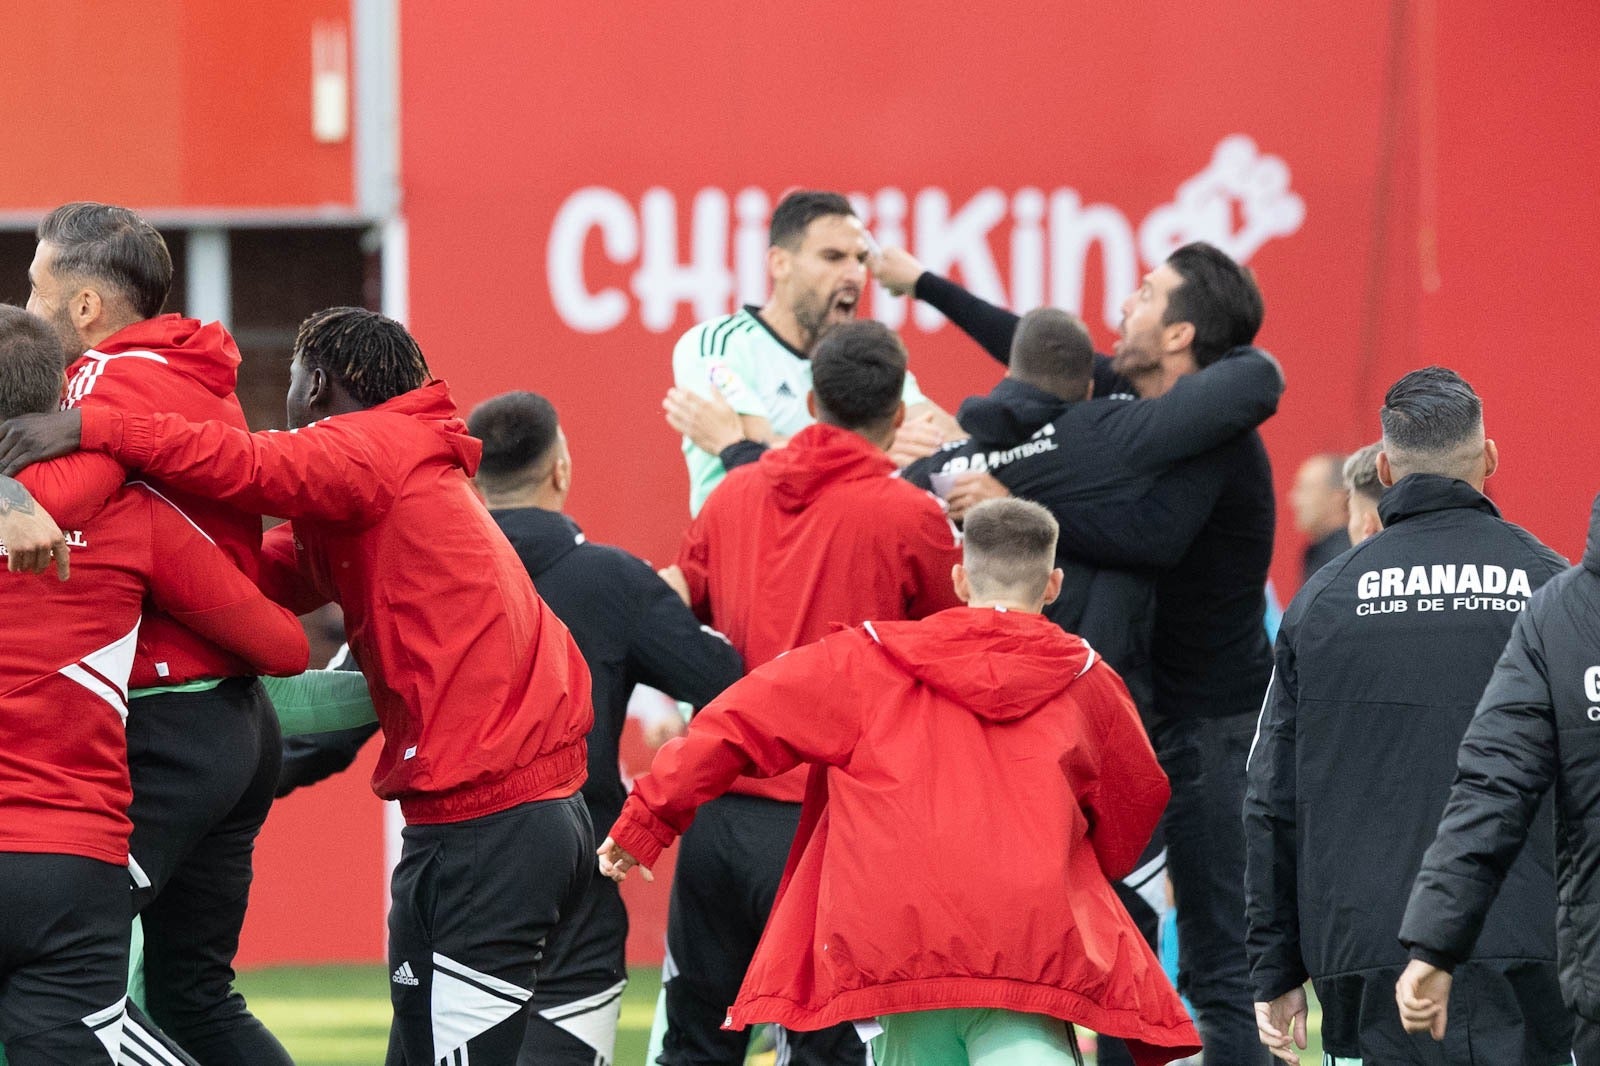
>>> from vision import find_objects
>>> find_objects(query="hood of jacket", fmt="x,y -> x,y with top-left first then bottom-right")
956,377 -> 1074,443
490,506 -> 585,580
368,379 -> 481,475
93,314 -> 242,399
760,422 -> 895,512
865,607 -> 1094,722
1378,473 -> 1500,527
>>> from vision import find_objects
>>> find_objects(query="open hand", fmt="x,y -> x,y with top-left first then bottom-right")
944,471 -> 1011,523
597,836 -> 652,883
664,387 -> 744,455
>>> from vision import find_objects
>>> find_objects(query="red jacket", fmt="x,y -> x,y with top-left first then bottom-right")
17,316 -> 263,687
80,381 -> 593,825
611,608 -> 1198,1065
0,484 -> 307,864
678,422 -> 963,801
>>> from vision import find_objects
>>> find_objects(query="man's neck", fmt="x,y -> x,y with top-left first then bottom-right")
82,315 -> 144,353
965,599 -> 1043,614
756,299 -> 810,354
483,486 -> 564,512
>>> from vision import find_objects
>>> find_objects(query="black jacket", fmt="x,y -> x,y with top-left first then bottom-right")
1245,476 -> 1568,1030
900,353 -> 1282,713
494,507 -> 744,832
1402,492 -> 1600,1020
912,271 -> 1278,720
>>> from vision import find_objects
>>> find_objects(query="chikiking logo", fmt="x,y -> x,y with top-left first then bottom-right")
545,135 -> 1306,335
1585,666 -> 1600,722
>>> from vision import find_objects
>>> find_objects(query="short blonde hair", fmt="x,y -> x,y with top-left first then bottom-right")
962,498 -> 1058,601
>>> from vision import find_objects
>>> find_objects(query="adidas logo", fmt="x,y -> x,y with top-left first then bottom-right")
776,382 -> 795,398
392,961 -> 420,986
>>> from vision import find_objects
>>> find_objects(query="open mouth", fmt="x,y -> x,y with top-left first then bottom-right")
831,291 -> 860,318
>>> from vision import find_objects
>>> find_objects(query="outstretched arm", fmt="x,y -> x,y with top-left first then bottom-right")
602,634 -> 868,877
1096,348 -> 1285,473
625,558 -> 745,707
75,408 -> 404,524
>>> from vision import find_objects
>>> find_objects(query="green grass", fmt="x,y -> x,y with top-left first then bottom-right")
236,964 -> 1326,1064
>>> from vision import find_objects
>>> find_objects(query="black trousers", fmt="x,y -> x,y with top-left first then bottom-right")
518,868 -> 630,1065
1149,711 -> 1271,1066
662,794 -> 864,1066
128,678 -> 291,1066
386,794 -> 593,1066
0,855 -> 128,1065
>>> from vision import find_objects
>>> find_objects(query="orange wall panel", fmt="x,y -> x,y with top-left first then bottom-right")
1,0 -> 353,211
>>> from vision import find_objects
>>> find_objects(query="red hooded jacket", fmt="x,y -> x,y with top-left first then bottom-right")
677,422 -> 963,802
17,315 -> 262,687
610,608 -> 1198,1065
80,381 -> 593,824
0,483 -> 306,864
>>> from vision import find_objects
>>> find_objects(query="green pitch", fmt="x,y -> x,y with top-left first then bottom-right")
235,964 -> 1326,1064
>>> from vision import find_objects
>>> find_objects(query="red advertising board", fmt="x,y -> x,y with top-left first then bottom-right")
395,2 -> 1600,963
403,0 -> 1600,600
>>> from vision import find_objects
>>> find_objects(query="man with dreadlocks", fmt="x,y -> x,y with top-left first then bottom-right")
0,306 -> 597,1066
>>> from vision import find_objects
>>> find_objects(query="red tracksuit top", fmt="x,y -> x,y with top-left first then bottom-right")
16,316 -> 263,688
81,381 -> 594,825
611,608 -> 1199,1065
0,484 -> 308,865
676,422 -> 963,802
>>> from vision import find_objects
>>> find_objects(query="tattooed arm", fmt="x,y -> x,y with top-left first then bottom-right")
0,476 -> 69,579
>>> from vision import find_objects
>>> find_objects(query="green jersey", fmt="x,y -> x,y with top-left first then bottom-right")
671,306 -> 928,514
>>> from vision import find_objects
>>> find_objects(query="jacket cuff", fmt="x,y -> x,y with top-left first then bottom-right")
1406,945 -> 1460,973
718,439 -> 768,471
80,408 -> 154,467
607,796 -> 678,871
78,406 -> 123,454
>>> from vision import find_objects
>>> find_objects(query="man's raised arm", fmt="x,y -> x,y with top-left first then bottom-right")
1096,347 -> 1285,473
1,408 -> 404,524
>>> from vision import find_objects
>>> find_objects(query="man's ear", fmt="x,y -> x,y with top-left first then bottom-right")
1482,438 -> 1499,480
1376,450 -> 1395,487
1042,567 -> 1064,606
552,453 -> 573,494
1164,320 -> 1196,354
952,563 -> 971,605
305,366 -> 332,410
806,391 -> 818,419
70,286 -> 104,337
1358,508 -> 1384,541
767,244 -> 791,285
891,400 -> 906,431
